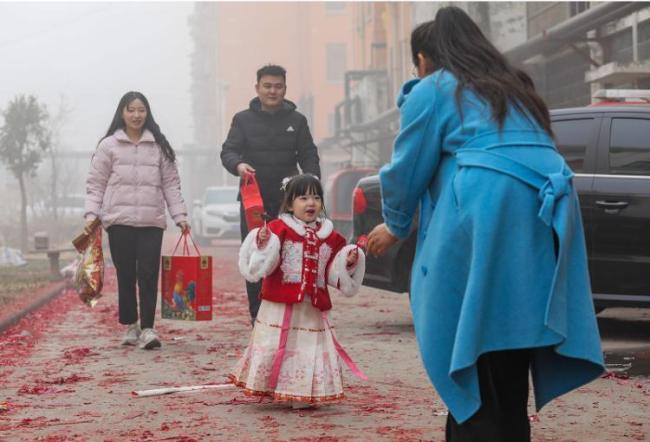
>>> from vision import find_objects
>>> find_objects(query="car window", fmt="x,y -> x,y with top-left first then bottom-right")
205,189 -> 238,204
609,118 -> 650,175
552,118 -> 594,172
335,172 -> 370,212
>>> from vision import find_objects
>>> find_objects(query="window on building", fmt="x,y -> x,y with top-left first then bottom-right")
328,113 -> 335,137
325,2 -> 345,14
553,118 -> 594,172
545,52 -> 591,108
609,118 -> 650,175
326,43 -> 347,83
569,2 -> 589,17
607,29 -> 634,64
638,19 -> 650,60
526,2 -> 569,39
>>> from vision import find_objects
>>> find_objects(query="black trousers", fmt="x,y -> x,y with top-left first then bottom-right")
107,225 -> 164,329
445,349 -> 531,442
240,201 -> 280,322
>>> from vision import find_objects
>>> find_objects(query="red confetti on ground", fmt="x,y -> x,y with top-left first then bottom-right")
0,281 -> 65,328
62,347 -> 98,364
0,292 -> 76,367
40,373 -> 91,385
602,372 -> 630,380
18,384 -> 54,395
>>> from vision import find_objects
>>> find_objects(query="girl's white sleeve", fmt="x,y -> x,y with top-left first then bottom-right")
238,228 -> 281,282
327,245 -> 366,297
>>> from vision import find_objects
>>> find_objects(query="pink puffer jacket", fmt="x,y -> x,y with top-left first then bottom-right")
85,129 -> 187,229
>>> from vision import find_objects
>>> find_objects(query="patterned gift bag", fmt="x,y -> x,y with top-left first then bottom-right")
161,233 -> 212,321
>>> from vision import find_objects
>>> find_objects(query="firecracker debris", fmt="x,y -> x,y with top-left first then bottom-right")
0,238 -> 647,441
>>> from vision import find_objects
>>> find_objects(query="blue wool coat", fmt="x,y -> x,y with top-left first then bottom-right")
380,71 -> 605,424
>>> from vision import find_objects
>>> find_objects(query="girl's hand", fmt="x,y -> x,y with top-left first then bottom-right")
178,221 -> 190,234
346,248 -> 359,271
256,224 -> 270,249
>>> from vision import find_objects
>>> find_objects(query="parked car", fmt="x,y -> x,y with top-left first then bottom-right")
324,167 -> 377,239
353,105 -> 650,311
192,186 -> 240,244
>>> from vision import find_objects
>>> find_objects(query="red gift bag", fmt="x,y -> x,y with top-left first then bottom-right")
161,233 -> 212,321
240,172 -> 265,230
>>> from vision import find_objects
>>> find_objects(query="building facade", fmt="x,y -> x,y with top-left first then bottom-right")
322,1 -> 650,169
189,2 -> 355,187
189,2 -> 650,181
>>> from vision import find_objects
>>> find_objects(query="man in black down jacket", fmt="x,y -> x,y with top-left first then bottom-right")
220,64 -> 320,323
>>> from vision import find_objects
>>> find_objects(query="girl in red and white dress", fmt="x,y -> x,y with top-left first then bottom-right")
230,174 -> 367,407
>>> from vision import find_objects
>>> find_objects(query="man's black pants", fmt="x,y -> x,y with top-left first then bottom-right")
445,349 -> 531,442
107,225 -> 164,330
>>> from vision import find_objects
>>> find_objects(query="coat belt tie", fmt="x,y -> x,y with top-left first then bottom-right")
455,147 -> 576,337
537,171 -> 572,226
455,148 -> 574,226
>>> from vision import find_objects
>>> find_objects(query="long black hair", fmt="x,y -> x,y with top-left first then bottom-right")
100,91 -> 176,161
411,6 -> 553,136
279,174 -> 326,216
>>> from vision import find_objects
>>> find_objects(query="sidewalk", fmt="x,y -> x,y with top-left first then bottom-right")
0,279 -> 66,332
0,243 -> 647,441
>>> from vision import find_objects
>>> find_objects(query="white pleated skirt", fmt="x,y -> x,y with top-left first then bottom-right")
229,297 -> 345,403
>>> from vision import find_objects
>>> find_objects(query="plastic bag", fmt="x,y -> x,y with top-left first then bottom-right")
73,225 -> 104,307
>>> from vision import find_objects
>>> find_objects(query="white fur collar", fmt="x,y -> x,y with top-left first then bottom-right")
279,213 -> 333,239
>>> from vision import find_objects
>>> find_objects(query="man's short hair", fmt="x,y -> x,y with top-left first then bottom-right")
257,64 -> 287,82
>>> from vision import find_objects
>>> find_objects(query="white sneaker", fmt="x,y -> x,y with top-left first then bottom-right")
121,323 -> 141,346
139,328 -> 161,350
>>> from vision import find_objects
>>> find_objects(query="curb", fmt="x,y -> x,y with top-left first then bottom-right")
0,281 -> 67,333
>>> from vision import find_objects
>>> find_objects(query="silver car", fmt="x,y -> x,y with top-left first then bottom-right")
192,186 -> 240,244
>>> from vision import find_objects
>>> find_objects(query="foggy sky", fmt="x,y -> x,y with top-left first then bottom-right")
0,1 -> 193,154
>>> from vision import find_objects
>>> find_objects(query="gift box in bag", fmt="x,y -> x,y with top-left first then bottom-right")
240,172 -> 265,230
161,233 -> 212,321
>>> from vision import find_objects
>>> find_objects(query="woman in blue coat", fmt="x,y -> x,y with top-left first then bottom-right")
367,7 -> 604,441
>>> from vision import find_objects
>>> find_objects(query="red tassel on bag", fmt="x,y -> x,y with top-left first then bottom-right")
240,172 -> 265,230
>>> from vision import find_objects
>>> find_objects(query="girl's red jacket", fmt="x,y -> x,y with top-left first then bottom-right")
260,216 -> 347,311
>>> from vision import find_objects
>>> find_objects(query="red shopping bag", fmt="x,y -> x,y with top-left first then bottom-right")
161,232 -> 212,321
240,172 -> 265,230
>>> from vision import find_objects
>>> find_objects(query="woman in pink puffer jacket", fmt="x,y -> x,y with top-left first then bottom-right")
84,91 -> 189,350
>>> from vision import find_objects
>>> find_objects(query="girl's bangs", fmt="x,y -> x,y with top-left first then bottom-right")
291,178 -> 323,198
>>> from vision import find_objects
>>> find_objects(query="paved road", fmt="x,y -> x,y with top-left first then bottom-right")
598,307 -> 650,377
0,237 -> 647,441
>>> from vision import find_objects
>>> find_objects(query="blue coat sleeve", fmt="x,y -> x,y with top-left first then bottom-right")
379,80 -> 442,239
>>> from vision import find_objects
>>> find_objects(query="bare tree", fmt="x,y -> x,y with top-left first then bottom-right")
0,95 -> 51,251
48,94 -> 73,221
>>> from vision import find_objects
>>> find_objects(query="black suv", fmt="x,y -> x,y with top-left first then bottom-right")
352,105 -> 650,310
